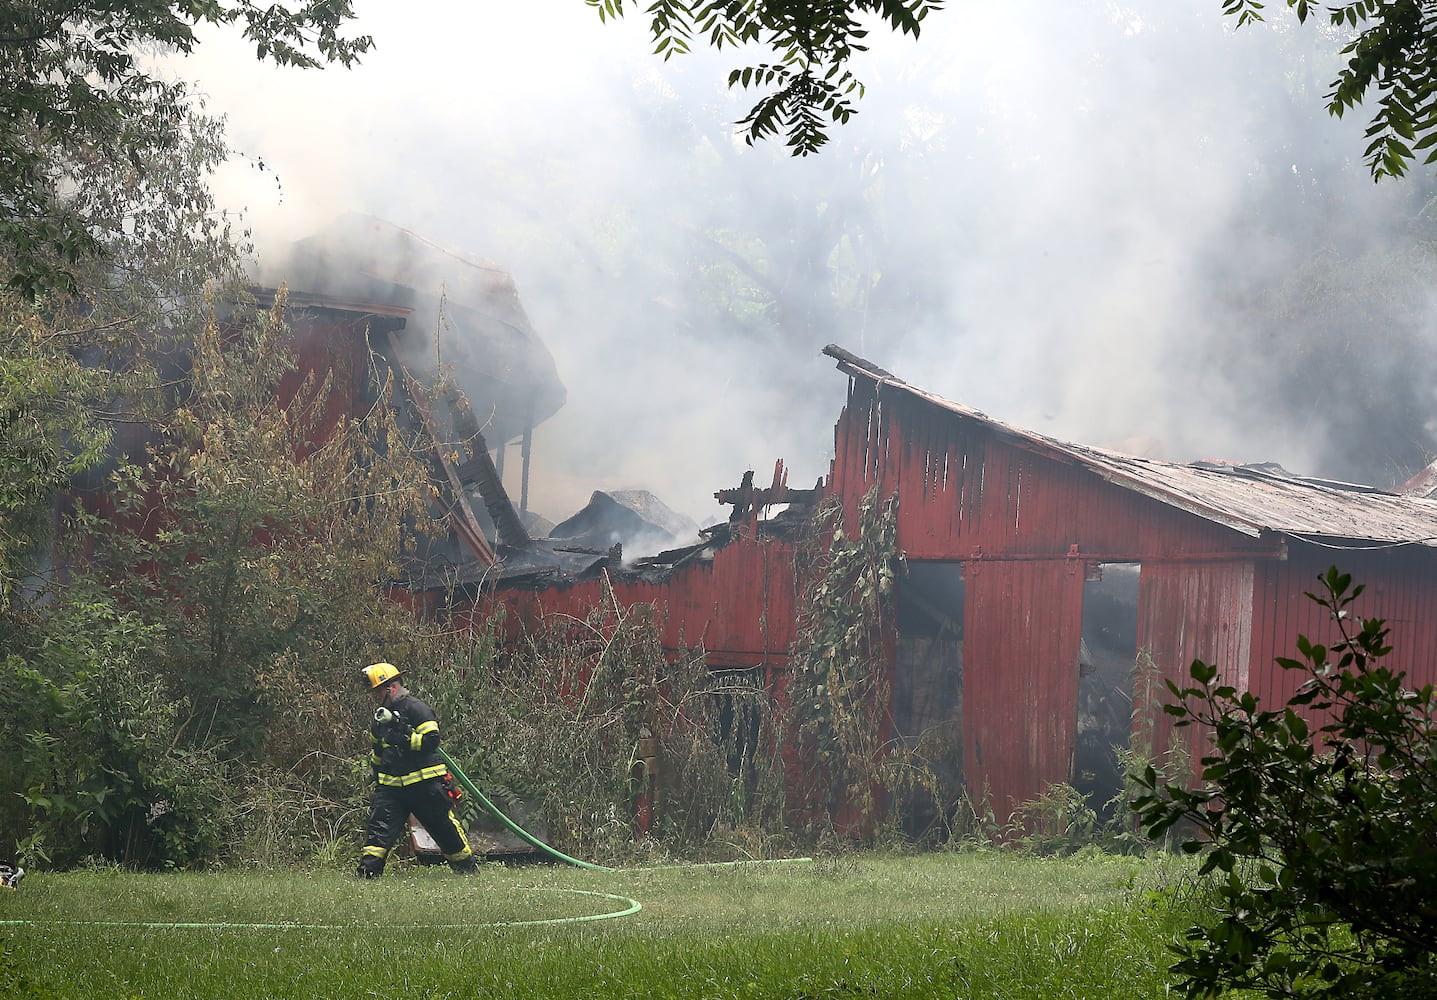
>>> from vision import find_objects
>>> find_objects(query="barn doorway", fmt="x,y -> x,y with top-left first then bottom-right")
1075,562 -> 1140,819
893,560 -> 965,841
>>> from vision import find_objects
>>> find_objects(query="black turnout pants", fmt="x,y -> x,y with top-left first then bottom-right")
360,778 -> 474,875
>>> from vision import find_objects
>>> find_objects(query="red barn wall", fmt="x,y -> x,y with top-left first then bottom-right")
59,308 -> 382,572
461,530 -> 799,672
1135,560 -> 1256,760
464,371 -> 1437,828
961,558 -> 1085,814
1250,547 -> 1437,706
827,381 -> 1282,814
279,311 -> 376,438
826,377 -> 1437,815
831,381 -> 1274,561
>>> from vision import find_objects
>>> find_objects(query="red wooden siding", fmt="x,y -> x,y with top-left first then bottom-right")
1250,548 -> 1437,711
462,532 -> 800,671
279,312 -> 374,437
831,383 -> 1277,563
823,375 -> 1437,813
1136,561 -> 1255,760
962,558 -> 1085,818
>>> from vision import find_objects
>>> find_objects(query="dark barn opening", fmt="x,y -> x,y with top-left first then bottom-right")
714,668 -> 765,781
1075,562 -> 1140,819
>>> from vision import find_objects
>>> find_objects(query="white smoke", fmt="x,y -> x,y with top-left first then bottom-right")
170,0 -> 1437,526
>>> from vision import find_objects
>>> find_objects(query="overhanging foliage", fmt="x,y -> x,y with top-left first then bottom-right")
588,0 -> 944,154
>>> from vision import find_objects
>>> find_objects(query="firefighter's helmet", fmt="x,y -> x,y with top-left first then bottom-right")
362,662 -> 403,690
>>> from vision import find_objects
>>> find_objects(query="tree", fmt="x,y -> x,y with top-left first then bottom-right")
73,289 -> 437,759
1219,0 -> 1437,179
0,299 -> 114,602
588,0 -> 944,155
0,599 -> 232,868
590,0 -> 1437,179
0,0 -> 371,298
1134,568 -> 1437,998
0,107 -> 258,609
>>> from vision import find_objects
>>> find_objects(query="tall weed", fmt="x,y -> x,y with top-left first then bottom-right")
417,591 -> 788,864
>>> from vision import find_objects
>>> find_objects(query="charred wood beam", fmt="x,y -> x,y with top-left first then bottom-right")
437,382 -> 529,548
453,445 -> 530,549
520,423 -> 532,517
384,333 -> 497,565
715,471 -> 823,517
720,469 -> 756,523
715,484 -> 824,506
823,343 -> 898,381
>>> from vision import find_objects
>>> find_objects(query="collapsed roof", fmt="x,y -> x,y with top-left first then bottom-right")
257,213 -> 566,452
550,490 -> 701,553
439,344 -> 1437,594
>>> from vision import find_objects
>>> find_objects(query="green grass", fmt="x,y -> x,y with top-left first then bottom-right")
0,852 -> 1202,999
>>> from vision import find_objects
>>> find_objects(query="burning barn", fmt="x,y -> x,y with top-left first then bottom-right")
77,231 -> 1437,837
60,214 -> 573,616
443,344 -> 1437,833
256,215 -> 569,579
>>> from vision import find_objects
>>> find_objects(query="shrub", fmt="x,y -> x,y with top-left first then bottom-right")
416,597 -> 787,864
1133,567 -> 1437,998
0,600 -> 231,868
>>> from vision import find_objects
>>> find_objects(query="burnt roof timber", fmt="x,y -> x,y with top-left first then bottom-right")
252,285 -> 413,320
386,332 -> 497,565
443,386 -> 530,548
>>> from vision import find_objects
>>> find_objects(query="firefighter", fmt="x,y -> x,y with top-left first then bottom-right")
357,661 -> 479,878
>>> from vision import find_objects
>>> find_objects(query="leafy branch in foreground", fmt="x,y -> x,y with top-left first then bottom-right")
1134,567 -> 1437,998
587,0 -> 944,155
1222,0 -> 1437,180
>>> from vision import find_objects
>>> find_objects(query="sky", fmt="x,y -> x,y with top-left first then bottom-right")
170,0 -> 1437,529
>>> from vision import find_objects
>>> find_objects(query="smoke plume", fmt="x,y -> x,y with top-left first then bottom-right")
174,0 -> 1437,526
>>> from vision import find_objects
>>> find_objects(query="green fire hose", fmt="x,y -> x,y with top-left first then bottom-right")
438,748 -> 613,872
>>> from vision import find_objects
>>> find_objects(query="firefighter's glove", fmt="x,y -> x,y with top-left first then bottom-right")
382,722 -> 414,748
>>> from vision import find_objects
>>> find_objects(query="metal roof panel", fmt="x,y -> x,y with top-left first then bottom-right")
825,345 -> 1437,549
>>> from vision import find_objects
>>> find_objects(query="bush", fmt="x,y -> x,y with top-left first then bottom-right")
0,600 -> 232,868
1133,567 -> 1437,998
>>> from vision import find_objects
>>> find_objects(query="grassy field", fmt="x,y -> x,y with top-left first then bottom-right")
0,852 -> 1203,999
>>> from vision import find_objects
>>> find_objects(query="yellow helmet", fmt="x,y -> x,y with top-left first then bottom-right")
362,662 -> 403,689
